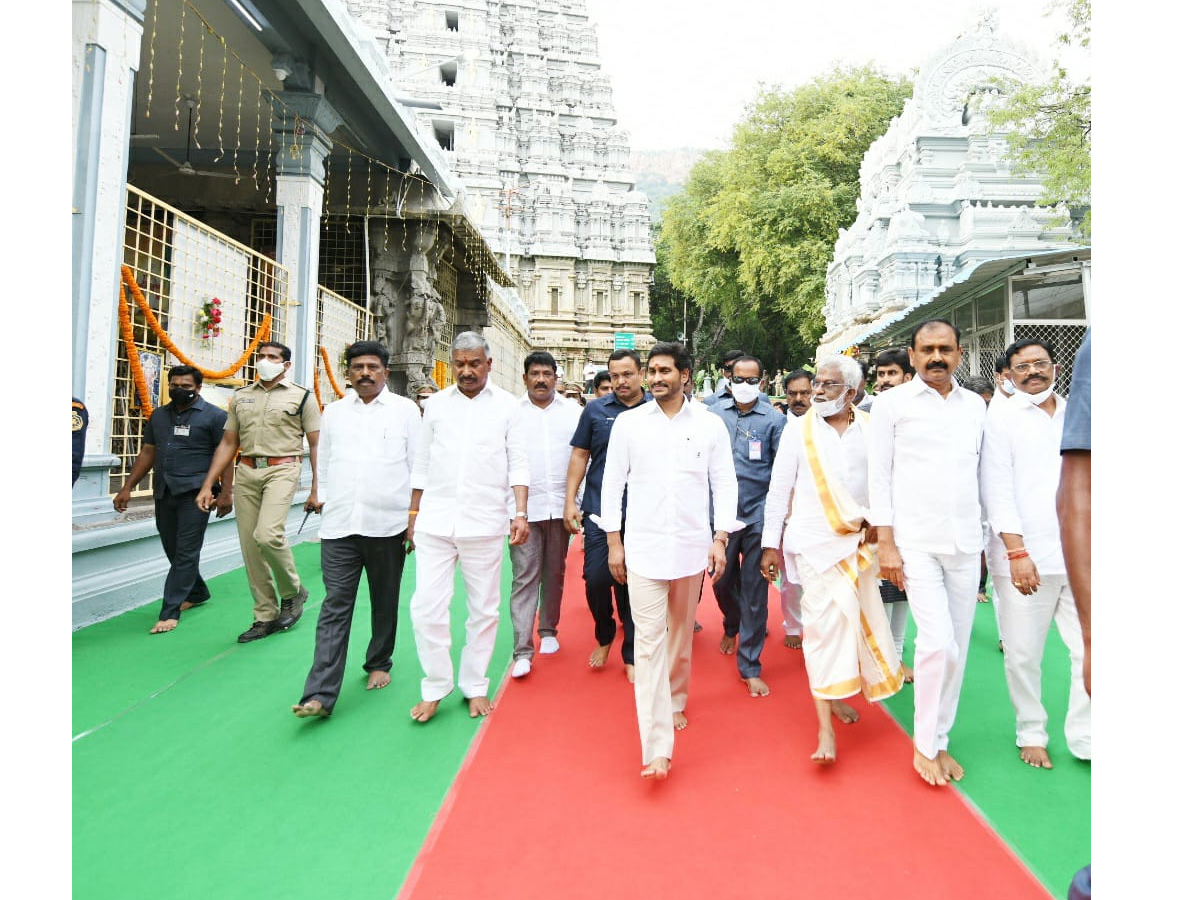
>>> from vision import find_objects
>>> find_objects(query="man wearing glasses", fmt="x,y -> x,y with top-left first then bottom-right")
868,319 -> 987,786
707,356 -> 786,694
981,339 -> 1090,769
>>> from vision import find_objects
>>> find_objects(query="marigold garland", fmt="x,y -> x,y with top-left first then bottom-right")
120,265 -> 272,380
118,280 -> 157,420
319,346 -> 345,401
313,375 -> 324,411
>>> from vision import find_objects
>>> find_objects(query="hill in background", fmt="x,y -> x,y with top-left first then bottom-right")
629,147 -> 708,223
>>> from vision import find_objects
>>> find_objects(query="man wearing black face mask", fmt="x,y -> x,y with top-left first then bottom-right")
114,365 -> 234,634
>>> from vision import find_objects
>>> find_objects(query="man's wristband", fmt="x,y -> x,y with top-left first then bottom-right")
513,512 -> 528,518
713,534 -> 728,545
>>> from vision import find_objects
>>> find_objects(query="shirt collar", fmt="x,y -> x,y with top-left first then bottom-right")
601,390 -> 648,410
349,387 -> 395,406
520,392 -> 570,410
450,380 -> 495,400
913,373 -> 961,398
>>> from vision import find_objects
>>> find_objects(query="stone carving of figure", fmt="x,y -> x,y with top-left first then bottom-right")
371,270 -> 403,352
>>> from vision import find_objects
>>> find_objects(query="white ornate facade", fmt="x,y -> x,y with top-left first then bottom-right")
818,12 -> 1087,357
345,0 -> 656,381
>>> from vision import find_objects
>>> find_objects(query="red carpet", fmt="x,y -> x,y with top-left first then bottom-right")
398,541 -> 1051,900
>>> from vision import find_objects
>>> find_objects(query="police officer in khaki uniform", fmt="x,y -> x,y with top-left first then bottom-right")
198,341 -> 321,643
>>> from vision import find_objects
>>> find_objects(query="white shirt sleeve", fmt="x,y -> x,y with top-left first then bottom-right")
762,421 -> 801,548
867,394 -> 897,527
504,400 -> 531,489
981,406 -> 1022,538
707,419 -> 741,534
411,404 -> 434,491
596,413 -> 631,533
316,404 -> 332,504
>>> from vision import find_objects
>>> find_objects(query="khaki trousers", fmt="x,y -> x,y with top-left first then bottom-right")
234,461 -> 303,623
627,569 -> 703,765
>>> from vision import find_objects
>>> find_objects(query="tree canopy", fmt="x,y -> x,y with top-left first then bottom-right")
988,0 -> 1091,234
657,66 -> 912,370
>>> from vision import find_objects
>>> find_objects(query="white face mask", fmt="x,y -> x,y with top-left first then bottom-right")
1019,379 -> 1056,406
813,386 -> 849,418
730,382 -> 761,405
1000,378 -> 1016,395
257,358 -> 287,382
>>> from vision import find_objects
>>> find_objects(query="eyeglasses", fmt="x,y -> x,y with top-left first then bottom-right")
730,376 -> 761,385
811,380 -> 845,391
1011,359 -> 1053,375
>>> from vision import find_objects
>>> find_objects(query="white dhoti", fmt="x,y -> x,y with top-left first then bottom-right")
789,550 -> 903,702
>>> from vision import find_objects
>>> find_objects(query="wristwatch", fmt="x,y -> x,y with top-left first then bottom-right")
514,512 -> 528,518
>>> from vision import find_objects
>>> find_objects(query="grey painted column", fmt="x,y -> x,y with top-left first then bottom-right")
272,93 -> 342,388
71,0 -> 144,517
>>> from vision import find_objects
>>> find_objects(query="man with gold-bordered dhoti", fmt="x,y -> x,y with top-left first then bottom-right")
761,356 -> 903,764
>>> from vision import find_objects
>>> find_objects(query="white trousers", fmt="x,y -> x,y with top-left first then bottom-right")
886,601 -> 909,659
780,572 -> 804,636
627,569 -> 703,765
994,573 -> 1091,758
901,548 -> 979,759
410,532 -> 505,702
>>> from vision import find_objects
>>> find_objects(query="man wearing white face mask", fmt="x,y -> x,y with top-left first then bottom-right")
199,341 -> 322,643
981,339 -> 1090,769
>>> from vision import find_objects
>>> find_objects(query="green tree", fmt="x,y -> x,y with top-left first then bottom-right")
988,0 -> 1091,234
658,66 -> 911,363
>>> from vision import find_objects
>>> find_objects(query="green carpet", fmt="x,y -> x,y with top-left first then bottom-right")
72,541 -> 514,900
882,588 -> 1092,899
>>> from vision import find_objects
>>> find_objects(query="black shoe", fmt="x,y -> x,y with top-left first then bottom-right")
237,619 -> 280,643
277,586 -> 309,631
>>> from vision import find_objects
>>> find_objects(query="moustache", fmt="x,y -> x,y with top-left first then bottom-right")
926,362 -> 948,370
357,377 -> 375,384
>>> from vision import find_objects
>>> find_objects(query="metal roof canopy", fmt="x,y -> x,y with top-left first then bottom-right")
847,247 -> 1091,351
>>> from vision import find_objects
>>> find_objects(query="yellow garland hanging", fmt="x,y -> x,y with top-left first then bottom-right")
319,346 -> 345,400
120,265 -> 272,379
118,280 -> 157,420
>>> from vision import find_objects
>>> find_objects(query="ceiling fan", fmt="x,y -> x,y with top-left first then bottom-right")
152,97 -> 238,180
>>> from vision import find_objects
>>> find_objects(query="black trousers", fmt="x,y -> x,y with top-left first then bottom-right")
155,488 -> 212,621
300,534 -> 406,712
582,517 -> 635,665
711,522 -> 769,678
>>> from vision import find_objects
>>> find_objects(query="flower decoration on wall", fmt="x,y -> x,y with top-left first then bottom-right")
198,297 -> 223,340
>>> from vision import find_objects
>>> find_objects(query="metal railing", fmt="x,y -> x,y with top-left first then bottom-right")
112,185 -> 292,496
314,285 -> 371,406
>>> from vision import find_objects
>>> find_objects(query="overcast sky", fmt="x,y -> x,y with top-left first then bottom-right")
585,0 -> 1085,152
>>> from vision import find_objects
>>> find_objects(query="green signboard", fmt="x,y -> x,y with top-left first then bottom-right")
613,331 -> 635,350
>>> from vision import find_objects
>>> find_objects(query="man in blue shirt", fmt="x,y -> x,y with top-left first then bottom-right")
708,355 -> 787,694
114,365 -> 234,633
564,349 -> 648,680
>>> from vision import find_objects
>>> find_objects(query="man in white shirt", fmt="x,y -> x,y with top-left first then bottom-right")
292,342 -> 422,719
762,356 -> 903,764
509,351 -> 582,678
408,332 -> 530,722
778,368 -> 814,649
598,342 -> 739,780
869,319 -> 987,787
982,339 -> 1090,768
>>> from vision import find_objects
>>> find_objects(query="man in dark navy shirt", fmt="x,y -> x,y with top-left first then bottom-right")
564,348 -> 648,680
114,365 -> 234,633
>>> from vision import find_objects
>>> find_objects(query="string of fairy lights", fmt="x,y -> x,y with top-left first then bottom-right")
139,0 -> 504,295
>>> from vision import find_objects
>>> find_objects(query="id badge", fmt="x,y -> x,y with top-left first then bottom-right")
748,439 -> 762,461
174,424 -> 191,437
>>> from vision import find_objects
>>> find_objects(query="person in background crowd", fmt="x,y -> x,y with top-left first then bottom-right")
115,366 -> 234,634
73,397 -> 89,485
408,332 -> 530,722
414,381 -> 437,415
293,341 -> 422,718
703,348 -> 746,407
591,369 -> 612,399
198,342 -> 320,643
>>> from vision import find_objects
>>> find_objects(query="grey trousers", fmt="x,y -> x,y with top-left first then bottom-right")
508,518 -> 569,661
299,534 -> 406,712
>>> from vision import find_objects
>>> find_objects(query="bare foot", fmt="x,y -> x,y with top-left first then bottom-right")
914,749 -> 948,786
718,634 -> 736,655
179,599 -> 207,611
831,699 -> 859,724
1019,746 -> 1053,769
998,639 -> 1005,653
292,699 -> 330,718
783,634 -> 803,650
150,619 -> 178,634
811,728 -> 837,764
467,696 -> 494,718
366,670 -> 391,690
937,750 -> 965,781
977,591 -> 990,603
743,676 -> 770,697
641,757 -> 670,780
902,663 -> 914,683
673,711 -> 688,731
589,643 -> 612,668
624,664 -> 635,683
410,700 -> 439,722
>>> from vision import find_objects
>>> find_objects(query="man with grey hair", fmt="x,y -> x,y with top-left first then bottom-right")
408,331 -> 530,722
763,355 -> 902,763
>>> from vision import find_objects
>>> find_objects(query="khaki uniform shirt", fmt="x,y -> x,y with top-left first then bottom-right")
225,379 -> 321,456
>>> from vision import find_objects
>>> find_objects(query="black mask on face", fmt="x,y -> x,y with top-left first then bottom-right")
170,388 -> 197,405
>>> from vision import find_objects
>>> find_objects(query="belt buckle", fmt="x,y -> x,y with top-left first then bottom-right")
255,458 -> 270,469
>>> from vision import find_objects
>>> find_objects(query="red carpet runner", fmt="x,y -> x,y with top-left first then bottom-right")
397,541 -> 1051,900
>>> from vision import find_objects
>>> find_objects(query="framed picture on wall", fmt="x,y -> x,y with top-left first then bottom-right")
138,350 -> 164,405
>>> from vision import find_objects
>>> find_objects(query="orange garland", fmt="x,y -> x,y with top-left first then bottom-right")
319,346 -> 346,400
118,280 -> 157,420
120,265 -> 273,380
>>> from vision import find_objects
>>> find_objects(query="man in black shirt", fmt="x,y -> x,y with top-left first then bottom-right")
114,365 -> 234,633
